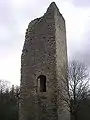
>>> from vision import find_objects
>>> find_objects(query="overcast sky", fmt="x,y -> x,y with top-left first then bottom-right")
0,0 -> 90,85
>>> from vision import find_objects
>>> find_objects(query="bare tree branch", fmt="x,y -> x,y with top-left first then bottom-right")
59,60 -> 90,120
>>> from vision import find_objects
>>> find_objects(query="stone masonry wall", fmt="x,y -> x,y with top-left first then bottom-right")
54,5 -> 70,120
19,2 -> 70,120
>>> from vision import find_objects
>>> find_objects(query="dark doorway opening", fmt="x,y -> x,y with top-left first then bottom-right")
38,75 -> 46,92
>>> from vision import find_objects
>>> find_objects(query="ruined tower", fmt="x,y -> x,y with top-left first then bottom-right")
20,2 -> 70,120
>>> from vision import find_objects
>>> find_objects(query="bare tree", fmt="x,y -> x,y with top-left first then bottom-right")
0,80 -> 11,92
59,60 -> 90,120
68,60 -> 90,120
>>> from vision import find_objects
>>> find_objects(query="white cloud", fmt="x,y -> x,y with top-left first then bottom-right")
0,51 -> 21,85
0,0 -> 90,85
58,1 -> 90,59
0,25 -> 11,41
72,0 -> 90,7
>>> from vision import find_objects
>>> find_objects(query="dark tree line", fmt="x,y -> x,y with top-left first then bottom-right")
0,60 -> 90,120
0,81 -> 19,120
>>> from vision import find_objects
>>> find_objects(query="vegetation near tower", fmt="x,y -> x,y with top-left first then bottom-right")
59,60 -> 90,120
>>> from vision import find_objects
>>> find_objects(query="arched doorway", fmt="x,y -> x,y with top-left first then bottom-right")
37,75 -> 46,92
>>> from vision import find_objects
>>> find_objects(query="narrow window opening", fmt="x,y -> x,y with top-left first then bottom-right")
38,75 -> 46,92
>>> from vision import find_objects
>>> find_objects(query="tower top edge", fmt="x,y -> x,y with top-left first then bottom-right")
46,2 -> 65,21
27,2 -> 65,29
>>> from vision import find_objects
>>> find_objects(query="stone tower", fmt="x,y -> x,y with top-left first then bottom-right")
19,2 -> 70,120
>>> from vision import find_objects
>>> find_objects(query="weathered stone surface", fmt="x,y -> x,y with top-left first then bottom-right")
19,2 -> 70,120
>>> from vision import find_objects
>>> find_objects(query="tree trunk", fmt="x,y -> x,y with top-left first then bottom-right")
71,111 -> 77,120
